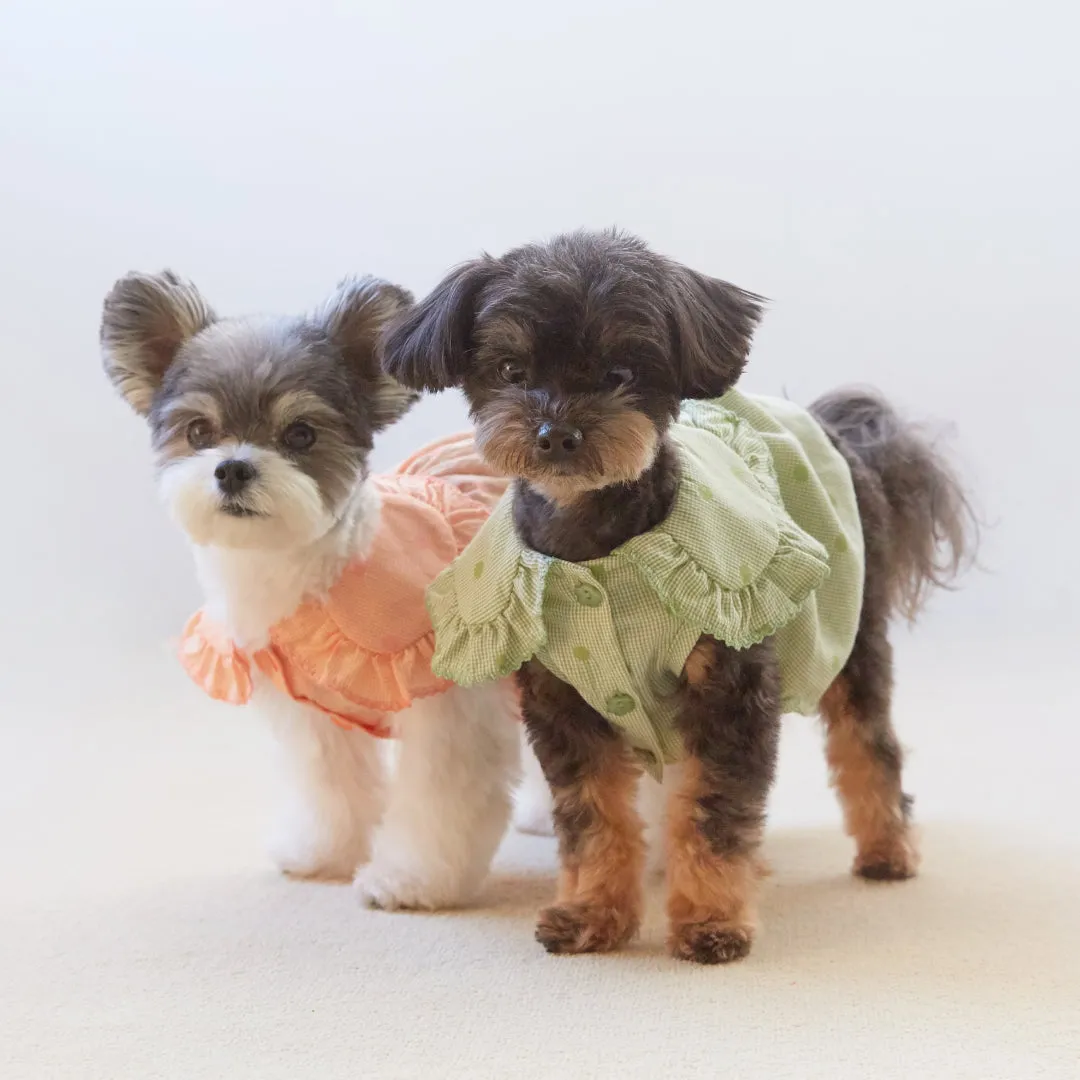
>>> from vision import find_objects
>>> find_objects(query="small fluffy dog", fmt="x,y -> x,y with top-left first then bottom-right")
100,272 -> 519,909
381,229 -> 975,962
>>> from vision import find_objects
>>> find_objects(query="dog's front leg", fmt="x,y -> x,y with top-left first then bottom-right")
520,662 -> 646,955
666,637 -> 781,964
258,687 -> 385,882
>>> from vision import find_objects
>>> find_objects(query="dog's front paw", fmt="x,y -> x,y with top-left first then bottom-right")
669,921 -> 754,965
854,833 -> 919,881
535,902 -> 638,955
354,859 -> 481,912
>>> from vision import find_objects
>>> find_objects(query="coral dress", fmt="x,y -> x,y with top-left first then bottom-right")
178,434 -> 508,737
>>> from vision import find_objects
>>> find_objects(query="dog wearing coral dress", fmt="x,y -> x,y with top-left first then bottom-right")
100,271 -> 518,910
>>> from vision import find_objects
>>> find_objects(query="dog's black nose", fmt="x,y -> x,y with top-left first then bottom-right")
215,459 -> 256,495
536,422 -> 583,462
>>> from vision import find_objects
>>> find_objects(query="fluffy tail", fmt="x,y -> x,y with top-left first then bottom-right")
810,388 -> 977,621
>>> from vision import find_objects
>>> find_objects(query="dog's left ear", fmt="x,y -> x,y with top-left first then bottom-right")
667,265 -> 765,399
318,277 -> 419,430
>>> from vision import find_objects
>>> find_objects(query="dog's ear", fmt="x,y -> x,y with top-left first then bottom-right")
101,271 -> 215,416
379,258 -> 497,392
318,276 -> 418,431
667,266 -> 764,399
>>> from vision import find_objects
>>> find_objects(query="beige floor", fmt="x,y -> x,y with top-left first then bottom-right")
2,632 -> 1078,1079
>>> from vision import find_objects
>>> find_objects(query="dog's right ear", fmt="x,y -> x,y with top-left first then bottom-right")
379,258 -> 497,392
100,271 -> 215,416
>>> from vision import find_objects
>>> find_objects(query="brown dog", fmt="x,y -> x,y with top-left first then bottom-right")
381,229 -> 975,963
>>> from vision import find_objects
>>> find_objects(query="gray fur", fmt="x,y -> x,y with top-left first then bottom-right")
810,387 -> 978,621
101,272 -> 417,510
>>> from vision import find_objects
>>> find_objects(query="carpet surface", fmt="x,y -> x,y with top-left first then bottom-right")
2,635 -> 1077,1079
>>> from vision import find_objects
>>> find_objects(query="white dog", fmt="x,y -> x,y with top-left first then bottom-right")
100,271 -> 519,910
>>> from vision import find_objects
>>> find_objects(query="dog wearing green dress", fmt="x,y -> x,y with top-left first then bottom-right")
381,230 -> 975,964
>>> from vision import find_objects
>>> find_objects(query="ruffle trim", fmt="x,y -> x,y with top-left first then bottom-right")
251,650 -> 392,737
621,523 -> 829,650
180,610 -> 453,726
427,549 -> 550,686
679,398 -> 786,507
178,611 -> 253,705
268,606 -> 453,716
619,399 -> 831,647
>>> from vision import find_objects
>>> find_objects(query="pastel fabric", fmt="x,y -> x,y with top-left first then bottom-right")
426,392 -> 865,778
179,434 -> 508,736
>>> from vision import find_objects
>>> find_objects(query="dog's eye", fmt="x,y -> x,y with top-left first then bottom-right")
604,367 -> 634,389
282,421 -> 317,452
499,360 -> 527,385
186,418 -> 215,450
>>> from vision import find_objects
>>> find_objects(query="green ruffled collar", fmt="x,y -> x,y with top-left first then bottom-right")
426,399 -> 830,684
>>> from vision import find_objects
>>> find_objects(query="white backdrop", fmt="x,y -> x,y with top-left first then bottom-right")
2,0 -> 1078,687
4,13 -> 1079,1073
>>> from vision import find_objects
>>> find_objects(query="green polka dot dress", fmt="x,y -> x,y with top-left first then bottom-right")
426,391 -> 865,779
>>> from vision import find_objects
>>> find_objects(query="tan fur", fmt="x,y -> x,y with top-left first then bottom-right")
477,397 -> 659,507
268,389 -> 346,429
154,391 -> 225,461
555,866 -> 580,905
821,678 -> 919,878
535,743 -> 645,954
665,757 -> 762,962
473,395 -> 537,479
569,407 -> 658,490
682,640 -> 714,687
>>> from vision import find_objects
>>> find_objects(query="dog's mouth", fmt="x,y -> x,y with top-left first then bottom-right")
219,501 -> 265,518
534,461 -> 592,478
507,449 -> 618,494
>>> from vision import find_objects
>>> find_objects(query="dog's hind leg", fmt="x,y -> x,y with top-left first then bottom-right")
666,637 -> 780,964
355,681 -> 519,911
821,623 -> 919,882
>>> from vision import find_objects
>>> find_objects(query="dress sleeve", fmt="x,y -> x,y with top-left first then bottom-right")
177,610 -> 253,705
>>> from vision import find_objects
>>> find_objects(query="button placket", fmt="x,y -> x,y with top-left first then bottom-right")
549,566 -> 667,770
